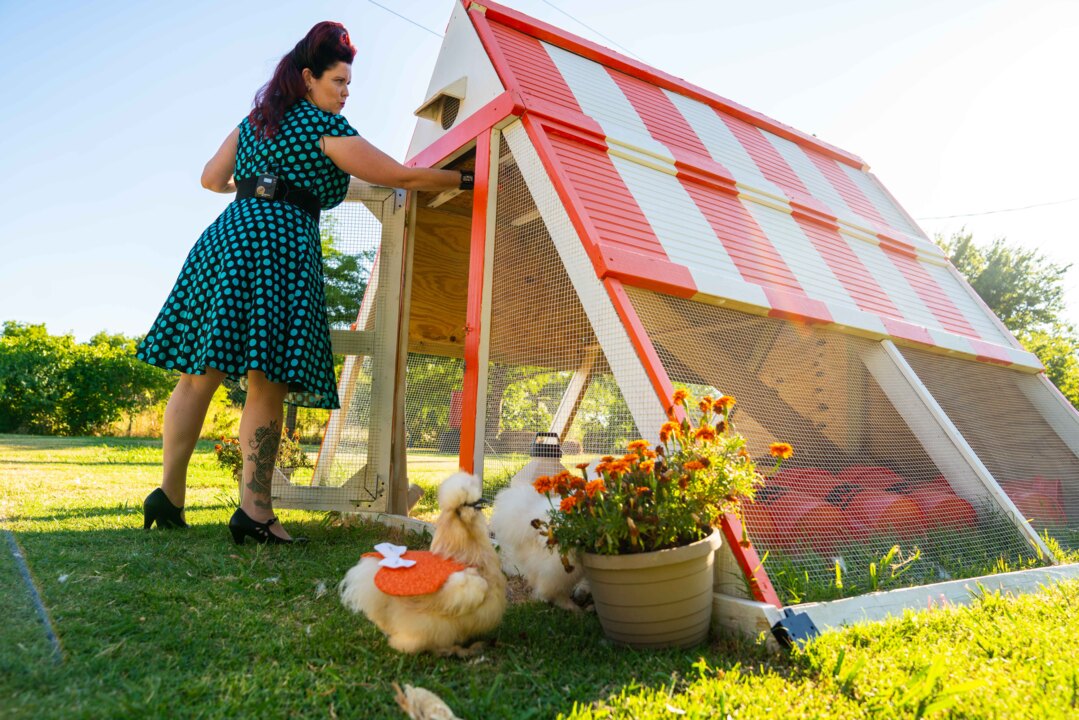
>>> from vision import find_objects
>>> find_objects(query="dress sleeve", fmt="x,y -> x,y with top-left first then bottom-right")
324,113 -> 359,138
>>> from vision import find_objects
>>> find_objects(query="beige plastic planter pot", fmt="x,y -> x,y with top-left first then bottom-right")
580,530 -> 722,649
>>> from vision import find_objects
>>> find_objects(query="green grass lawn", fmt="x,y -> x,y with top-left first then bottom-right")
2,435 -> 1079,719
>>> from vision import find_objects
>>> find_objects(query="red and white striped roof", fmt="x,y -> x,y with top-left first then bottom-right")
422,1 -> 1040,370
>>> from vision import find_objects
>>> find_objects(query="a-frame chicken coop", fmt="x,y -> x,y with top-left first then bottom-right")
276,0 -> 1079,635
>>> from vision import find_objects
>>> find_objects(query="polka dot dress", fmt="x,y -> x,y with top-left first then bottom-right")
137,100 -> 358,408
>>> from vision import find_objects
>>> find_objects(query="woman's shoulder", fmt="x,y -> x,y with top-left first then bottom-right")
284,100 -> 357,137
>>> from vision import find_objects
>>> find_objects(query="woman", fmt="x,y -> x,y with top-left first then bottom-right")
137,22 -> 467,544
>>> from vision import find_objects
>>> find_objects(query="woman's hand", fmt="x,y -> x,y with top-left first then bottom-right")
322,135 -> 462,191
201,128 -> 239,193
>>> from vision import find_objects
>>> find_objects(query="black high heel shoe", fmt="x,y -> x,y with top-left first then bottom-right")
143,488 -> 188,529
228,508 -> 307,545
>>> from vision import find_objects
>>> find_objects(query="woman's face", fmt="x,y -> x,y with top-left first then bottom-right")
305,61 -> 351,114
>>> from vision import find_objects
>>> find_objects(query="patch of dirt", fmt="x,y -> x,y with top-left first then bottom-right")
505,575 -> 534,604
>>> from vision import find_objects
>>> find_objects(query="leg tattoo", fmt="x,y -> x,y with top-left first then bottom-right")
246,420 -> 281,510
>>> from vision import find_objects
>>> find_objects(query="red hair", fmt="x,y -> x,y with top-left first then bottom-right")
249,21 -> 356,138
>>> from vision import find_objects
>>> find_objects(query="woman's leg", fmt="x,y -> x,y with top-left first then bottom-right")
238,370 -> 292,540
161,369 -> 226,510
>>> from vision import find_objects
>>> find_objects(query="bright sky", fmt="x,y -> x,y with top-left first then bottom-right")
1,0 -> 1076,341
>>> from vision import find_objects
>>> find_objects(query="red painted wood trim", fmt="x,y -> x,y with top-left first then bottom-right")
469,0 -> 863,168
763,288 -> 833,325
673,157 -> 740,194
466,4 -> 523,103
406,91 -> 522,168
720,512 -> 783,607
968,339 -> 1015,367
458,128 -> 493,473
521,97 -> 607,144
881,317 -> 935,347
595,246 -> 697,297
601,278 -> 679,418
520,114 -> 610,275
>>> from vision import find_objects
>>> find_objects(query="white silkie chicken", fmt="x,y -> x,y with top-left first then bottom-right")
339,472 -> 506,656
490,448 -> 587,612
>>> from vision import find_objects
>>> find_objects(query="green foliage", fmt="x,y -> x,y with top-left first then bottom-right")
498,369 -> 561,432
939,230 -> 1071,330
939,230 -> 1079,407
0,322 -> 173,435
1017,324 -> 1079,407
321,219 -> 375,328
404,355 -> 464,447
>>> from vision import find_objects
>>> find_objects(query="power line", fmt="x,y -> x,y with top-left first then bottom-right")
364,0 -> 444,39
917,196 -> 1079,221
540,0 -> 644,61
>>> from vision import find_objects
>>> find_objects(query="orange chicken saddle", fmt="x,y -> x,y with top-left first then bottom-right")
362,549 -> 468,596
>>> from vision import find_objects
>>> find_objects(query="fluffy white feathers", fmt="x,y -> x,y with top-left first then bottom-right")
339,472 -> 506,656
490,473 -> 586,611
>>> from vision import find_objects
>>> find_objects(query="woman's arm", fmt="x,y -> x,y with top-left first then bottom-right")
201,128 -> 240,193
322,135 -> 461,192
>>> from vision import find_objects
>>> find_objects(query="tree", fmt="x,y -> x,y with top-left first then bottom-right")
939,230 -> 1071,330
321,218 -> 376,328
0,322 -> 174,435
938,230 -> 1079,407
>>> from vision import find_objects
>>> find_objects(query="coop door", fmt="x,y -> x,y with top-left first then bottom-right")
273,182 -> 407,514
394,148 -> 480,499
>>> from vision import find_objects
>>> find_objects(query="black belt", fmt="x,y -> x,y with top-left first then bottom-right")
235,174 -> 321,223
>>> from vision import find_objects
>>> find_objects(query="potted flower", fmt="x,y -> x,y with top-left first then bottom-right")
533,390 -> 790,648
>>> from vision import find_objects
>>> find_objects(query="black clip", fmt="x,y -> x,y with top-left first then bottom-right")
771,608 -> 820,649
254,174 -> 279,200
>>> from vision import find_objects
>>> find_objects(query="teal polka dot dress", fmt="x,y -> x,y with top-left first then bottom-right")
137,100 -> 358,408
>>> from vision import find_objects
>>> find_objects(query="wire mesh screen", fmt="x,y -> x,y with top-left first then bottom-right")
275,185 -> 402,512
481,132 -> 641,488
902,347 -> 1079,551
625,288 -> 1037,598
403,353 -> 466,492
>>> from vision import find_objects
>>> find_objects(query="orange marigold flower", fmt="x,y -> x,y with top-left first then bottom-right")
601,455 -> 615,463
644,448 -> 657,459
693,425 -> 717,442
636,486 -> 651,496
737,447 -> 751,460
627,439 -> 650,452
716,420 -> 728,433
684,460 -> 706,471
569,476 -> 586,491
214,444 -> 223,452
672,389 -> 689,405
698,396 -> 714,413
715,395 -> 736,410
533,475 -> 554,494
575,462 -> 590,470
660,420 -> 681,438
678,475 -> 689,490
585,479 -> 605,497
769,442 -> 794,460
639,459 -> 655,473
560,495 -> 579,512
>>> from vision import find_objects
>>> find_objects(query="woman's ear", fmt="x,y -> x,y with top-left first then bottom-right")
301,67 -> 314,89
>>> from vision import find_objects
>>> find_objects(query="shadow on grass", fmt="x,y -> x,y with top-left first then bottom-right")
2,517 -> 782,720
9,503 -> 236,524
